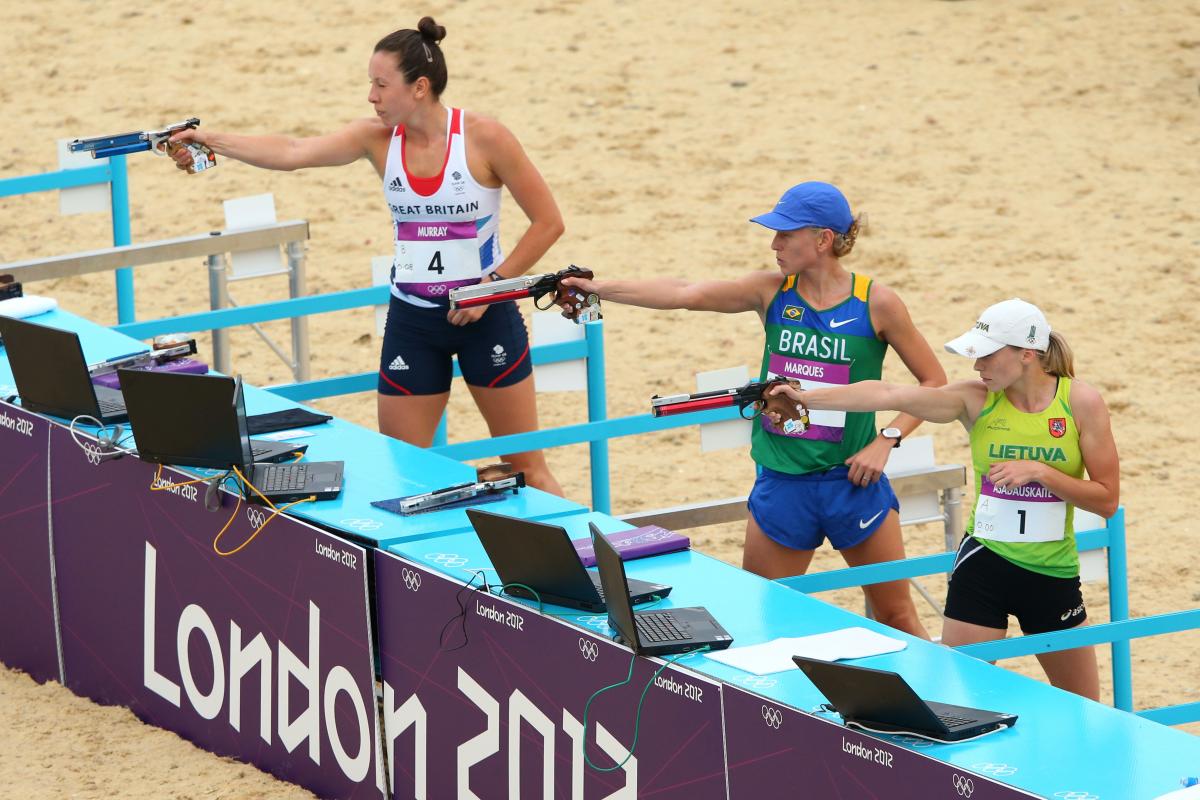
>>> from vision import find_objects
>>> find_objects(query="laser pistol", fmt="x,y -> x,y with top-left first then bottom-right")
397,473 -> 527,515
68,117 -> 216,173
448,265 -> 601,323
650,378 -> 810,434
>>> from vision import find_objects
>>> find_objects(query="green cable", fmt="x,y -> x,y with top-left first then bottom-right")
493,582 -> 545,615
580,645 -> 711,773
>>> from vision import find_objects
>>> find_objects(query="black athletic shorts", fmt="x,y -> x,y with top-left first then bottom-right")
377,295 -> 532,396
944,536 -> 1087,635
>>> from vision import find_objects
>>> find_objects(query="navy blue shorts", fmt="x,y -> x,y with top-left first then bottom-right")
377,296 -> 532,396
747,465 -> 900,551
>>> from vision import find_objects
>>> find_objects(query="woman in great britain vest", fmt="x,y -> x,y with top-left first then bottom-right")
166,18 -> 565,495
560,182 -> 948,640
772,298 -> 1120,699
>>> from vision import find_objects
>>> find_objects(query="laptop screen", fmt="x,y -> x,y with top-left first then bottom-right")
118,370 -> 244,469
0,316 -> 101,419
232,375 -> 255,471
589,522 -> 640,649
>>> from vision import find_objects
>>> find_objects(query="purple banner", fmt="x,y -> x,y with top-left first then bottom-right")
980,477 -> 1061,503
723,685 -> 1035,799
375,552 -> 727,799
396,221 -> 477,242
768,353 -> 851,385
0,402 -> 59,683
49,425 -> 383,799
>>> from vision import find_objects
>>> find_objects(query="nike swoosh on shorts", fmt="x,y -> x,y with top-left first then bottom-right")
859,509 -> 884,529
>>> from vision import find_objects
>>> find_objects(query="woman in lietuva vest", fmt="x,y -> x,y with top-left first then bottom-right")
561,182 -> 947,639
768,298 -> 1119,699
167,17 -> 565,495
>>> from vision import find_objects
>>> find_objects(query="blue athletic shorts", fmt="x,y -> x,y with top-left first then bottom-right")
377,296 -> 532,396
747,465 -> 900,551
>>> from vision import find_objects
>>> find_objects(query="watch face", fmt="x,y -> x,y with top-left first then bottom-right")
882,427 -> 902,438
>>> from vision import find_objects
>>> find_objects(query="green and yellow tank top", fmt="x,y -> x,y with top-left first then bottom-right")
750,273 -> 888,475
967,378 -> 1085,578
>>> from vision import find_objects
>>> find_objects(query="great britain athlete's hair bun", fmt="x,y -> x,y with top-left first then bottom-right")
417,16 -> 446,45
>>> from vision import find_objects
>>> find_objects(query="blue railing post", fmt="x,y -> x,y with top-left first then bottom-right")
1106,507 -> 1133,711
108,156 -> 135,324
585,320 -> 610,513
432,410 -> 448,447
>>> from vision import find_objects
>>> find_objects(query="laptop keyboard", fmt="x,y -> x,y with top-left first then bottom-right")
97,398 -> 125,414
260,463 -> 308,492
635,612 -> 688,643
937,713 -> 973,728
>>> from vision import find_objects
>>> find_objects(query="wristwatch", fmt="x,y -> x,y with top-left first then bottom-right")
880,427 -> 903,448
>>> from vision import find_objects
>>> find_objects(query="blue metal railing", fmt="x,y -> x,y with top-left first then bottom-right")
0,157 -> 135,323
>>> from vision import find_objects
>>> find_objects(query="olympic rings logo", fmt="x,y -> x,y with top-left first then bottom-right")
401,568 -> 422,592
953,774 -> 975,797
578,638 -> 599,662
425,552 -> 468,568
575,615 -> 613,633
972,762 -> 1017,777
761,705 -> 783,729
339,518 -> 383,532
427,285 -> 448,295
891,735 -> 935,748
246,508 -> 267,528
83,443 -> 103,466
740,676 -> 778,690
1053,793 -> 1100,800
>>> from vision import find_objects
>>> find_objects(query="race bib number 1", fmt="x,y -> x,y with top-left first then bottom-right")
392,220 -> 481,299
972,476 -> 1067,543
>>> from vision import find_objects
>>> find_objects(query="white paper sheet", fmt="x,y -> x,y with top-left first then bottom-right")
704,627 -> 907,676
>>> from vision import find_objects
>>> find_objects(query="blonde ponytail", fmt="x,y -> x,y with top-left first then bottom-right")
1038,331 -> 1074,378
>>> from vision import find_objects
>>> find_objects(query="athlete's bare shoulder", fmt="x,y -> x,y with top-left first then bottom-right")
1066,378 -> 1108,417
462,112 -> 518,151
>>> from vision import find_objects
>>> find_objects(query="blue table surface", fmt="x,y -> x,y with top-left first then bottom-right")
391,509 -> 1200,800
10,310 -> 1200,798
0,309 -> 586,546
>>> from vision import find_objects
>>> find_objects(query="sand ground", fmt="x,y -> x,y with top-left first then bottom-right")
2,0 -> 1199,796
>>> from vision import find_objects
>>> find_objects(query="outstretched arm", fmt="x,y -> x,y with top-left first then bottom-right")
559,270 -> 781,315
167,117 -> 380,172
772,379 -> 985,428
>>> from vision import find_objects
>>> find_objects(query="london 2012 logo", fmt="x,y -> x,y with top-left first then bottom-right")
578,638 -> 598,662
952,774 -> 975,797
760,704 -> 783,730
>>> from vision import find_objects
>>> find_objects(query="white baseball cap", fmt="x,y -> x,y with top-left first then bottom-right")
944,298 -> 1051,358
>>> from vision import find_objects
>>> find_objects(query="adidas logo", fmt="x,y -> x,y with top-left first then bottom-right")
388,355 -> 409,371
388,176 -> 405,192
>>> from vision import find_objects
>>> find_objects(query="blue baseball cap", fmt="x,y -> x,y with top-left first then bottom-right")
749,182 -> 854,234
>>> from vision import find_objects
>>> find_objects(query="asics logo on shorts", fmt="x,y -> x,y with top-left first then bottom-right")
1060,603 -> 1085,622
388,355 -> 409,371
858,509 -> 884,529
952,774 -> 975,797
761,705 -> 783,729
578,638 -> 599,661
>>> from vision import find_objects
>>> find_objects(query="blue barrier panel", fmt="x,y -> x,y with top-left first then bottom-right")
0,158 -> 134,323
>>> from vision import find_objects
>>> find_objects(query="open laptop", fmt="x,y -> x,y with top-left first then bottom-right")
118,370 -> 305,465
119,368 -> 343,505
466,509 -> 672,612
0,315 -> 129,424
590,521 -> 733,656
792,655 -> 1018,742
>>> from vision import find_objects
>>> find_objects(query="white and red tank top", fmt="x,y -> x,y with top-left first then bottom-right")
382,107 -> 503,307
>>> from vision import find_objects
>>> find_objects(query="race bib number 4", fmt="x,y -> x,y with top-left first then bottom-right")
972,476 -> 1067,543
392,220 -> 481,299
